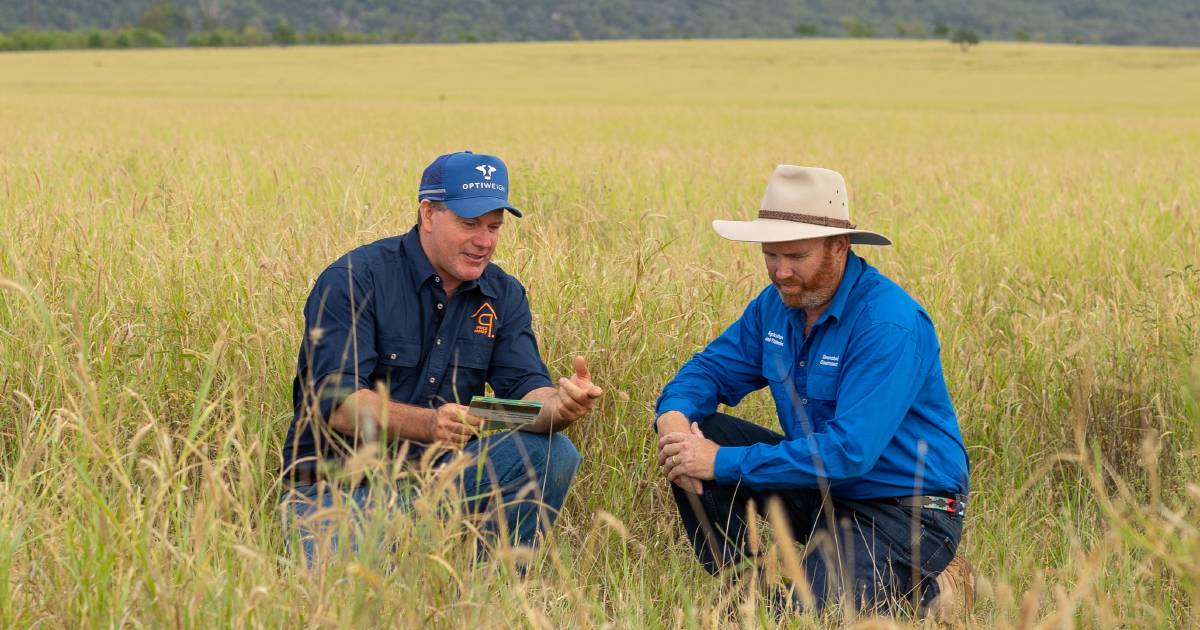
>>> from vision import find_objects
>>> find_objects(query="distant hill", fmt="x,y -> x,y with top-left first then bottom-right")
3,0 -> 1199,47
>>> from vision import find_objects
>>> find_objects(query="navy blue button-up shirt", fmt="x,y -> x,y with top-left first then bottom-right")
656,252 -> 969,500
283,227 -> 553,471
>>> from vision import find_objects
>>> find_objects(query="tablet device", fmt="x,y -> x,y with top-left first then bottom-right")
469,395 -> 541,430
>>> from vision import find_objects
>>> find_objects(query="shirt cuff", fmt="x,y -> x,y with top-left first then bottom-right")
655,396 -> 701,422
313,372 -> 364,421
713,445 -> 748,485
506,375 -> 555,402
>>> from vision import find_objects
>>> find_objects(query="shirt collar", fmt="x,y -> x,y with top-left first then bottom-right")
812,250 -> 864,328
400,226 -> 498,299
401,226 -> 438,287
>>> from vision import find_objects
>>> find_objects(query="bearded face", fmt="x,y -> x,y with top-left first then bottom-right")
762,236 -> 847,312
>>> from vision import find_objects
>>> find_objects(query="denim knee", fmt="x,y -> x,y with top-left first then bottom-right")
542,432 -> 581,490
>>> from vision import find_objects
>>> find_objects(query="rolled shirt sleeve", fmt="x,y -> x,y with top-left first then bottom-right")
487,283 -> 553,400
297,265 -> 377,422
712,320 -> 932,488
655,293 -> 769,427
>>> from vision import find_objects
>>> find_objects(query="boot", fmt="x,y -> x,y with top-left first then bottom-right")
926,555 -> 975,621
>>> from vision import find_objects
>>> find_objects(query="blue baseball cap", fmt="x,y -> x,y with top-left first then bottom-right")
417,151 -> 523,218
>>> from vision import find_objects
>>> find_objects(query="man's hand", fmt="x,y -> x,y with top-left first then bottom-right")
426,403 -> 483,447
655,412 -> 706,495
659,422 -> 718,486
553,355 -> 603,423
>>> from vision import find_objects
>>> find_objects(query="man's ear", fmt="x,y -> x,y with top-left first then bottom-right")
418,199 -> 435,232
829,234 -> 851,257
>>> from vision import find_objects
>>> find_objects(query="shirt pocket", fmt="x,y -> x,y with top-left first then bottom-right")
377,339 -> 421,368
446,340 -> 492,399
453,340 -> 493,370
761,349 -> 793,383
807,370 -> 839,401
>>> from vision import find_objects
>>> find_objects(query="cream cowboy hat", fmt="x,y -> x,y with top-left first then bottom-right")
712,165 -> 891,245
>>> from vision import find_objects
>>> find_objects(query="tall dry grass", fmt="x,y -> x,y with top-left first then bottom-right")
1,40 -> 1198,627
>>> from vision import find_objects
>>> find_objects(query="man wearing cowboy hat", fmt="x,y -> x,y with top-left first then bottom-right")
655,166 -> 971,613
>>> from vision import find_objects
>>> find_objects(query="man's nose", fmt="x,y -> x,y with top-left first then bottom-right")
471,231 -> 495,249
775,263 -> 794,279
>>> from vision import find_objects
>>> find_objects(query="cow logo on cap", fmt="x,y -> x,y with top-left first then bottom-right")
475,164 -> 497,180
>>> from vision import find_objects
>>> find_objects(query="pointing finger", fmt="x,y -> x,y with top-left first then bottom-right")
574,355 -> 591,381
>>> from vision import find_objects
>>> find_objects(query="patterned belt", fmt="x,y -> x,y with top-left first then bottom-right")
892,494 -> 966,515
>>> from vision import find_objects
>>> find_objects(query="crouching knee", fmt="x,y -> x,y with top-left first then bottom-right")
542,432 -> 581,493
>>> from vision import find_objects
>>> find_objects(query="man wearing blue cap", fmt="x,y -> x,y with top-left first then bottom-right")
281,151 -> 602,564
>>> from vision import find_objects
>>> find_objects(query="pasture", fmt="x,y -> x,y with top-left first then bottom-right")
1,39 -> 1199,627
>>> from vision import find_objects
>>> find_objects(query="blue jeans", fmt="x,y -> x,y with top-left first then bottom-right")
281,430 -> 580,565
670,413 -> 962,612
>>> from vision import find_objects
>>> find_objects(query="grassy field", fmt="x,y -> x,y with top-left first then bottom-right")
1,39 -> 1199,627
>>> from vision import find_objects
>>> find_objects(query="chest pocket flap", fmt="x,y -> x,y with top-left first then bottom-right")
762,348 -> 794,382
807,370 -> 839,400
453,341 -> 493,370
377,339 -> 421,367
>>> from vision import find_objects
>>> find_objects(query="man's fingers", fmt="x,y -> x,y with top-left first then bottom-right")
673,474 -> 703,495
558,378 -> 597,414
657,432 -> 690,448
660,442 -> 684,458
440,421 -> 474,440
558,376 -> 587,401
690,422 -> 704,437
442,404 -> 484,428
573,355 -> 591,382
556,381 -> 587,416
667,463 -> 689,482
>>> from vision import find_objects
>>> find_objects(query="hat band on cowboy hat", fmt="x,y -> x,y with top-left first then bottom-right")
757,210 -> 857,230
712,165 -> 891,246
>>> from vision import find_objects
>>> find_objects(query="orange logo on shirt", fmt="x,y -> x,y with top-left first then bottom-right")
471,302 -> 497,338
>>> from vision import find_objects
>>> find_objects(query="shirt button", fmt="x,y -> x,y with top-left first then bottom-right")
428,377 -> 436,384
389,353 -> 397,360
800,398 -> 808,405
435,338 -> 442,345
799,360 -> 806,368
436,303 -> 444,310
434,276 -> 441,283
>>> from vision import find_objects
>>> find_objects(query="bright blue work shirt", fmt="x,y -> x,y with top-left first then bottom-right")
282,226 -> 553,472
656,252 -> 969,500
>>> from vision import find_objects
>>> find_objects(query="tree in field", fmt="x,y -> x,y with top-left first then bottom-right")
272,22 -> 298,46
951,27 -> 980,52
840,17 -> 874,38
137,0 -> 189,41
